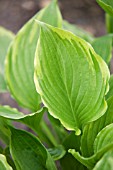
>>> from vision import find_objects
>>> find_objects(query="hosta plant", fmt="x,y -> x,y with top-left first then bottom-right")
0,0 -> 113,169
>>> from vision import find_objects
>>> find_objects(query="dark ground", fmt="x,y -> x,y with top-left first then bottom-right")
0,0 -> 106,109
0,0 -> 105,35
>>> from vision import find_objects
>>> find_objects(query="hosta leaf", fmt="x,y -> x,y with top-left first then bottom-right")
96,0 -> 113,17
48,145 -> 66,160
81,95 -> 113,157
60,132 -> 86,170
63,20 -> 94,43
93,150 -> 113,170
69,143 -> 113,169
0,27 -> 14,93
94,123 -> 113,153
0,154 -> 12,170
10,128 -> 57,170
5,0 -> 62,111
92,34 -> 113,64
0,105 -> 45,133
0,105 -> 57,147
61,154 -> 86,170
106,13 -> 113,33
0,117 -> 11,144
106,74 -> 113,99
34,22 -> 110,134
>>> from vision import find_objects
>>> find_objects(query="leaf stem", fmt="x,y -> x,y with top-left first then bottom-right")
40,121 -> 58,146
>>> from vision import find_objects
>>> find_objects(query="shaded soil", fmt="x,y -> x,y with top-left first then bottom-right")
0,0 -> 105,35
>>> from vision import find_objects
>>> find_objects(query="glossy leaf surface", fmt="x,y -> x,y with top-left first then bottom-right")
5,0 -> 62,111
34,22 -> 110,133
0,27 -> 14,92
10,128 -> 57,170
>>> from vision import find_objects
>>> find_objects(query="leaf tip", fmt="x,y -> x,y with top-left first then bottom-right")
35,20 -> 46,28
68,149 -> 75,155
75,128 -> 81,136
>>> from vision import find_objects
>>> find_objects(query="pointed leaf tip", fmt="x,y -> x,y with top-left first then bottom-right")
35,20 -> 45,27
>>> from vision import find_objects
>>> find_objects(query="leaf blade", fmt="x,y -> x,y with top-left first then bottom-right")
0,105 -> 45,133
10,128 -> 57,170
0,27 -> 14,93
34,22 -> 110,133
81,95 -> 113,157
5,0 -> 62,111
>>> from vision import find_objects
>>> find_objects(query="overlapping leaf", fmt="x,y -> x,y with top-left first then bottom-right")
81,95 -> 113,157
60,132 -> 86,170
69,142 -> 113,169
69,119 -> 113,169
93,150 -> 113,170
0,105 -> 45,133
94,123 -> 113,153
0,154 -> 12,170
92,34 -> 113,64
97,0 -> 113,17
5,0 -> 62,111
34,22 -> 110,134
0,27 -> 14,92
48,145 -> 66,160
63,20 -> 94,43
10,128 -> 57,170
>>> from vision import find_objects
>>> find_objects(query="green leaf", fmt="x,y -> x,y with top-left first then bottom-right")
61,153 -> 87,170
63,20 -> 94,43
5,0 -> 62,111
48,113 -> 67,143
0,105 -> 45,133
10,128 -> 57,170
0,117 -> 11,144
38,120 -> 58,147
60,132 -> 86,170
94,123 -> 113,153
92,34 -> 113,64
106,75 -> 113,99
0,105 -> 58,147
81,95 -> 113,157
48,145 -> 66,160
106,13 -> 113,33
34,22 -> 110,134
96,0 -> 113,17
69,143 -> 113,169
0,154 -> 12,170
0,27 -> 14,93
93,150 -> 113,170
